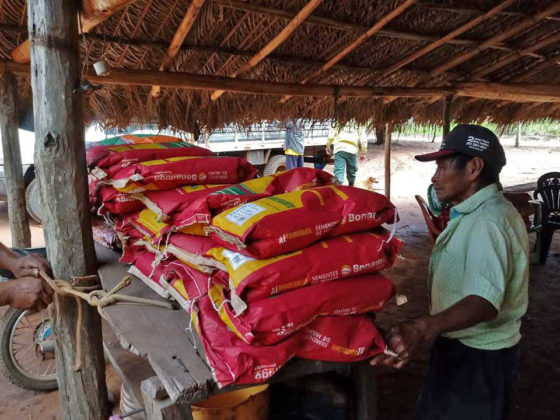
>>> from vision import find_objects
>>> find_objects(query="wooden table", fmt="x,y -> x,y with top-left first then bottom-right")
98,262 -> 377,420
503,181 -> 537,194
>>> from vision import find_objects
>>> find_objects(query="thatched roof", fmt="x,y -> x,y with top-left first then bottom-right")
2,0 -> 560,132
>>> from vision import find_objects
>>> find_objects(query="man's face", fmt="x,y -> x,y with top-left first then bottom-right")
431,156 -> 472,206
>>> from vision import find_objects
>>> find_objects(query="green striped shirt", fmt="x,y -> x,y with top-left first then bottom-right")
429,184 -> 529,350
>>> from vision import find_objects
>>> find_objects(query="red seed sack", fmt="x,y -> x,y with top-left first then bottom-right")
96,186 -> 144,215
192,294 -> 386,387
207,228 -> 402,303
101,156 -> 257,193
208,273 -> 394,345
209,185 -> 397,258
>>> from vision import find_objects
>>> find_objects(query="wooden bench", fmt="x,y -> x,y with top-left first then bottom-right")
98,262 -> 378,419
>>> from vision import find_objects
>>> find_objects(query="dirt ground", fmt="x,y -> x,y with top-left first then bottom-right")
0,135 -> 558,419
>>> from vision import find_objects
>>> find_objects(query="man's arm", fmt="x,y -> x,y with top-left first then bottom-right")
0,242 -> 20,273
371,295 -> 497,368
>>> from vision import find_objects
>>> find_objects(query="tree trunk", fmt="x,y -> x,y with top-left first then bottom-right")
442,95 -> 452,139
375,126 -> 386,145
27,1 -> 109,418
515,123 -> 521,147
384,128 -> 392,200
0,73 -> 31,248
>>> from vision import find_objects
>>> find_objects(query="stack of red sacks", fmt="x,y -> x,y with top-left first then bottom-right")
164,185 -> 402,387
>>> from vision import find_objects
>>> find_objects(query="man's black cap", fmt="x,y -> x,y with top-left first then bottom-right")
415,124 -> 506,168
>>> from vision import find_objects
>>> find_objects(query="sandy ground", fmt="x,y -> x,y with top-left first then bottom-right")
0,136 -> 558,419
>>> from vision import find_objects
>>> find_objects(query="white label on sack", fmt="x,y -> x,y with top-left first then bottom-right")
91,167 -> 107,180
225,203 -> 265,226
222,249 -> 255,270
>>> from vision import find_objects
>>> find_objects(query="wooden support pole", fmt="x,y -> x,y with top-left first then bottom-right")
442,95 -> 452,139
210,0 -> 323,101
150,0 -> 206,97
0,72 -> 31,248
515,123 -> 521,147
384,126 -> 392,200
27,1 -> 109,418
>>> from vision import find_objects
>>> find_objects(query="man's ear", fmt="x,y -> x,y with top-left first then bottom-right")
466,157 -> 485,181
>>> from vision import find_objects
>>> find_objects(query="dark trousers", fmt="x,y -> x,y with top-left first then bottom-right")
415,337 -> 520,420
333,151 -> 358,186
285,154 -> 304,170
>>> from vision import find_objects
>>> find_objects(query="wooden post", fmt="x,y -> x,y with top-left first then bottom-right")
384,125 -> 391,199
0,72 -> 31,248
27,1 -> 109,418
443,95 -> 452,139
515,123 -> 521,147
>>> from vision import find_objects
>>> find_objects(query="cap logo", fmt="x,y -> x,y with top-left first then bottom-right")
465,135 -> 490,152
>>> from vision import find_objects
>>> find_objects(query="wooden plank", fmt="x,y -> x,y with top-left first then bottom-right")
98,263 -> 214,404
381,0 -> 516,77
27,0 -> 109,418
103,324 -> 156,408
11,0 -> 138,63
455,82 -> 560,103
0,72 -> 30,247
210,0 -> 323,100
429,1 -> 560,77
141,377 -> 193,420
279,0 -> 418,103
150,0 -> 206,97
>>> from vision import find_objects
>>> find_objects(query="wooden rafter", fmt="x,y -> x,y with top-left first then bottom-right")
213,0 -> 541,57
429,1 -> 560,77
473,31 -> 560,78
279,0 -> 418,103
511,52 -> 560,82
210,0 -> 322,100
418,1 -> 560,22
381,0 -> 516,78
150,0 -> 206,97
10,0 -> 138,63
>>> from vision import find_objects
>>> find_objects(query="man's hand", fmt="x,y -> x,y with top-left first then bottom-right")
359,155 -> 366,163
4,277 -> 54,311
11,254 -> 51,278
370,317 -> 435,369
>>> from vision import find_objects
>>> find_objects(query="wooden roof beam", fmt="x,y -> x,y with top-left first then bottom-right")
10,0 -> 138,63
474,31 -> 560,78
150,0 -> 206,97
210,0 -> 323,101
429,1 -> 560,77
418,1 -> 560,23
279,0 -> 418,103
5,60 -> 560,103
213,0 -> 531,54
381,0 -> 516,78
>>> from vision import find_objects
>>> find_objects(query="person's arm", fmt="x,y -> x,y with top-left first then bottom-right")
0,242 -> 51,278
372,220 -> 511,368
371,296 -> 497,368
0,277 -> 54,310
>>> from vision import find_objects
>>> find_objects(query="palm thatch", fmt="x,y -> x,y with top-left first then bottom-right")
2,0 -> 560,132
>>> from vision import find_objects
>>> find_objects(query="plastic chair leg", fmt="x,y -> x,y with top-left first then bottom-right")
539,226 -> 555,264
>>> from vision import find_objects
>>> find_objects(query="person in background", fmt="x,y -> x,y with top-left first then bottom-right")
0,242 -> 53,311
326,122 -> 367,186
284,118 -> 305,170
371,124 -> 528,420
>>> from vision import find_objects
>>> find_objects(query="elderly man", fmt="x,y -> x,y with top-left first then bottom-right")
371,124 -> 529,420
0,242 -> 53,310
